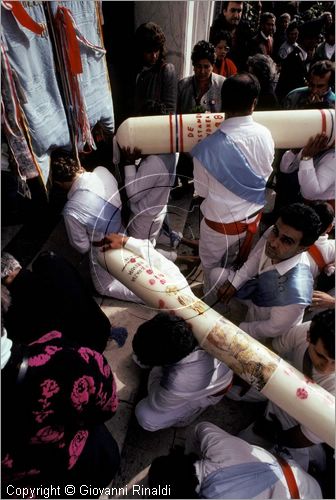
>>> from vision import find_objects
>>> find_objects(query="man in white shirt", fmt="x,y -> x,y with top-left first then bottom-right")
209,203 -> 321,340
132,313 -> 233,431
148,422 -> 322,498
240,310 -> 334,473
192,73 -> 274,292
52,154 -> 140,301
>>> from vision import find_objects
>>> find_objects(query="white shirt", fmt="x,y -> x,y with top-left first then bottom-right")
280,148 -> 334,201
278,41 -> 299,59
227,228 -> 311,339
270,322 -> 335,443
193,422 -> 322,499
64,167 -> 121,254
193,116 -> 274,223
307,234 -> 335,279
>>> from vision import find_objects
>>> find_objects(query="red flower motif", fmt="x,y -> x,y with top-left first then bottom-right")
68,430 -> 89,469
130,258 -> 136,263
296,387 -> 309,400
160,279 -> 166,284
149,279 -> 156,285
71,376 -> 95,410
146,269 -> 153,274
41,379 -> 60,398
158,299 -> 165,308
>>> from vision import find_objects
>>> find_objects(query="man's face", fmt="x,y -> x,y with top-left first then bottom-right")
309,72 -> 331,98
280,17 -> 290,31
223,2 -> 243,26
308,337 -> 335,374
262,17 -> 276,36
265,218 -> 306,263
193,59 -> 213,82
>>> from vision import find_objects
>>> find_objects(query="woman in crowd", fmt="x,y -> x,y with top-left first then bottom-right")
210,31 -> 237,77
1,286 -> 120,498
134,22 -> 177,115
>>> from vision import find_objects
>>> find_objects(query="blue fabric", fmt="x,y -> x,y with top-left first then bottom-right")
63,190 -> 124,236
236,263 -> 313,307
200,461 -> 281,499
110,327 -> 128,347
49,1 -> 114,133
191,130 -> 266,205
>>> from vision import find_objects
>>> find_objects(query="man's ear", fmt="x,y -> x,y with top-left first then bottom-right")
251,98 -> 258,112
306,331 -> 311,343
297,245 -> 309,254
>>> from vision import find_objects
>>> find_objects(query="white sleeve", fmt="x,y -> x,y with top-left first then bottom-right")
240,304 -> 305,340
279,150 -> 301,173
64,215 -> 90,254
298,155 -> 334,199
193,158 -> 209,198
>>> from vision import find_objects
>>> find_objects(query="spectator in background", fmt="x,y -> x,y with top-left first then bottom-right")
278,21 -> 300,61
273,12 -> 291,60
248,54 -> 279,110
176,41 -> 225,197
1,286 -> 120,499
210,1 -> 252,70
313,23 -> 335,64
276,21 -> 321,102
283,60 -> 335,109
250,12 -> 276,58
177,41 -> 225,114
210,30 -> 237,77
134,22 -> 177,116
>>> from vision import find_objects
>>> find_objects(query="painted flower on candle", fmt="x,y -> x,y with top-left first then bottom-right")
160,279 -> 166,284
146,269 -> 153,274
149,279 -> 156,285
296,388 -> 308,400
130,258 -> 136,263
158,300 -> 165,309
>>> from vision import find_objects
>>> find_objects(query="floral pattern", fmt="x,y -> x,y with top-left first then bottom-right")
2,332 -> 118,488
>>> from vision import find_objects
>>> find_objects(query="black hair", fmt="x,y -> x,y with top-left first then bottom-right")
148,447 -> 199,499
132,312 -> 198,366
222,1 -> 243,12
191,40 -> 216,66
135,22 -> 167,64
278,203 -> 321,246
309,60 -> 335,87
51,151 -> 83,183
286,20 -> 299,33
260,12 -> 276,25
311,202 -> 335,235
210,30 -> 232,48
309,310 -> 335,359
221,72 -> 260,113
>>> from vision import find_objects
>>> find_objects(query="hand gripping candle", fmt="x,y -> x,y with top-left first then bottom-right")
116,109 -> 335,153
97,246 -> 334,447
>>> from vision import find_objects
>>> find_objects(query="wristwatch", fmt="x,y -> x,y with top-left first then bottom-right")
301,156 -> 312,161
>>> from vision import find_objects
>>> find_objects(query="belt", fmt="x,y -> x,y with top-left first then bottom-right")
276,455 -> 300,499
204,211 -> 263,268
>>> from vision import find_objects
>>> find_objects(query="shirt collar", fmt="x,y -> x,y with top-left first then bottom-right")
259,244 -> 309,276
261,31 -> 271,40
220,115 -> 253,129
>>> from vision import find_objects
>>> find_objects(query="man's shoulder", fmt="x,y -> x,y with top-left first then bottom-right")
178,76 -> 193,89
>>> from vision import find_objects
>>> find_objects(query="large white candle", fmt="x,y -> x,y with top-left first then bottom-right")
97,247 -> 335,447
116,109 -> 335,153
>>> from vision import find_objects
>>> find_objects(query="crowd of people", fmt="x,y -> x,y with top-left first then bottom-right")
1,1 -> 335,499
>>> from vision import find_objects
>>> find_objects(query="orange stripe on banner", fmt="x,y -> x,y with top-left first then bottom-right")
10,2 -> 44,35
169,113 -> 174,153
179,113 -> 184,153
62,8 -> 83,75
320,109 -> 327,134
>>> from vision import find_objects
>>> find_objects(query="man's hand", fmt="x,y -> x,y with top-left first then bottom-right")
92,233 -> 129,252
217,280 -> 237,304
301,133 -> 329,158
121,146 -> 142,165
310,290 -> 335,310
